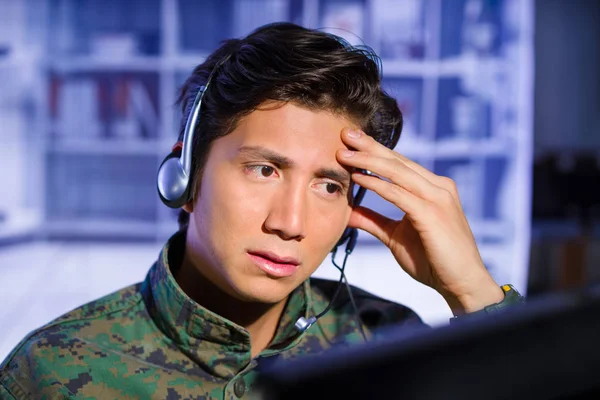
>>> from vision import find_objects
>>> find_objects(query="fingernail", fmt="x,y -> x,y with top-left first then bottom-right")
340,149 -> 355,157
347,130 -> 362,139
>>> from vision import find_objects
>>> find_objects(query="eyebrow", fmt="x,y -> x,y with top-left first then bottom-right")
317,167 -> 351,188
238,145 -> 294,168
237,145 -> 351,186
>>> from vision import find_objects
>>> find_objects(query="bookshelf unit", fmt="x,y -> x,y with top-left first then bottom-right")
0,0 -> 44,244
27,0 -> 532,291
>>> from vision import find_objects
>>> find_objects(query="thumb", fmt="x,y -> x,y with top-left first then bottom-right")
348,206 -> 395,246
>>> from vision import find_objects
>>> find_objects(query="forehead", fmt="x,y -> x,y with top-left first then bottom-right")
220,102 -> 357,158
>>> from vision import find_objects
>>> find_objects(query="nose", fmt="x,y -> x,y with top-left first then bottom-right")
263,181 -> 307,241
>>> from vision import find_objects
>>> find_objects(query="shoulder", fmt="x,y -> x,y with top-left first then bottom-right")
0,283 -> 144,398
309,277 -> 427,330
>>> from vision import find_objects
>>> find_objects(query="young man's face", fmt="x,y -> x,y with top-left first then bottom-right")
185,102 -> 356,304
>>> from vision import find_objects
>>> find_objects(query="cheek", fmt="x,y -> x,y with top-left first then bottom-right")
197,168 -> 266,233
307,203 -> 352,254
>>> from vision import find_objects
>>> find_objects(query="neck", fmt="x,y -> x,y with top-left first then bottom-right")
175,251 -> 288,358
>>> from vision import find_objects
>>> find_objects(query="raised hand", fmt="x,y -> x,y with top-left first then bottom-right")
337,128 -> 504,314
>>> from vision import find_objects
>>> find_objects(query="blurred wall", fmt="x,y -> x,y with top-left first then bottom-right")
529,0 -> 600,294
535,0 -> 600,151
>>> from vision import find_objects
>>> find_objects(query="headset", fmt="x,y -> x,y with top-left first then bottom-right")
156,55 -> 229,211
156,52 -> 400,339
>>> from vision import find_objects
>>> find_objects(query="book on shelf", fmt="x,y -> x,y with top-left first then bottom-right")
437,77 -> 493,141
90,33 -> 139,60
450,94 -> 489,140
56,79 -> 102,140
371,0 -> 426,60
128,80 -> 159,141
382,78 -> 422,144
492,158 -> 517,221
442,161 -> 483,219
111,79 -> 159,142
53,74 -> 159,143
320,0 -> 365,46
232,0 -> 290,38
0,0 -> 26,53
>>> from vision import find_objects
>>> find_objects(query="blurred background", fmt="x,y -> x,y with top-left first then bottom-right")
0,0 -> 598,360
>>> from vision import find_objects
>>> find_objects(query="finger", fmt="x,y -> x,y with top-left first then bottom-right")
341,127 -> 433,183
394,152 -> 440,183
351,171 -> 425,216
341,128 -> 458,197
341,128 -> 401,161
347,206 -> 395,246
392,152 -> 460,200
338,149 -> 443,202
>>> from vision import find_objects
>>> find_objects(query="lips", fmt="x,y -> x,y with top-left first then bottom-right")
247,250 -> 300,278
248,251 -> 300,266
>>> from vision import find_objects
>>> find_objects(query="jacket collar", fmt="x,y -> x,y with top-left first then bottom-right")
141,231 -> 312,378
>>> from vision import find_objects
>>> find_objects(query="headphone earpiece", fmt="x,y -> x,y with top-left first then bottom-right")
157,143 -> 191,209
334,228 -> 353,252
332,183 -> 369,254
157,56 -> 231,210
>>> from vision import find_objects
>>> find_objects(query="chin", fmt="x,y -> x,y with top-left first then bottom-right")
231,276 -> 299,304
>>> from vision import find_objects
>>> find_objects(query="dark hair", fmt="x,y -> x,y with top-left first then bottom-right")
176,22 -> 403,230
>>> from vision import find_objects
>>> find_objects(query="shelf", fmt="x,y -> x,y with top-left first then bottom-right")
382,58 -> 465,78
46,54 -> 210,73
469,219 -> 513,239
0,53 -> 37,70
359,219 -> 512,244
47,139 -> 167,155
0,58 -> 25,70
42,137 -> 512,158
398,138 -> 513,158
45,218 -> 176,240
170,54 -> 209,71
0,209 -> 43,243
44,55 -> 471,77
48,56 -> 164,72
173,56 -> 472,78
42,217 -> 509,243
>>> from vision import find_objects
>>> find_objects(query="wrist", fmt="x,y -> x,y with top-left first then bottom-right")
443,279 -> 505,316
449,284 -> 526,323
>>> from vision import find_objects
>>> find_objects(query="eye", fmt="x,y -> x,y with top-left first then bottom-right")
246,165 -> 277,178
258,166 -> 275,177
316,182 -> 343,197
325,183 -> 341,194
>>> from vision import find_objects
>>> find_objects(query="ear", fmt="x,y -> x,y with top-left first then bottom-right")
182,201 -> 193,213
183,165 -> 205,214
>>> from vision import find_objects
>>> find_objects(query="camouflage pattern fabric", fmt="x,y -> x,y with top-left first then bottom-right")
0,232 -> 424,399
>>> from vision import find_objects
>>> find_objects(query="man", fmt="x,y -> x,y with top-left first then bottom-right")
0,23 -> 521,399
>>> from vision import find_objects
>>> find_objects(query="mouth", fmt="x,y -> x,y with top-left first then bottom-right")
247,250 -> 300,278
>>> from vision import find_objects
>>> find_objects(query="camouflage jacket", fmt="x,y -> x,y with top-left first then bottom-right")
0,233 -> 424,399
